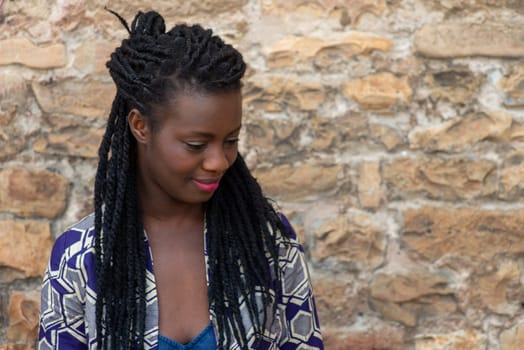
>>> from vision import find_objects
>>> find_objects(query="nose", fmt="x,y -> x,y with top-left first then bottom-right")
202,146 -> 230,174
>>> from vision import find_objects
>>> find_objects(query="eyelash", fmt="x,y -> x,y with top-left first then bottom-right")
185,142 -> 205,151
225,138 -> 240,146
184,139 -> 239,151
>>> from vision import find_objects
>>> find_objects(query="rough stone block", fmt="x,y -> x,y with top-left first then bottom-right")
474,262 -> 521,316
370,269 -> 456,326
343,72 -> 411,110
500,323 -> 524,350
34,128 -> 104,158
314,276 -> 356,326
7,291 -> 40,342
416,23 -> 524,58
323,324 -> 404,350
32,80 -> 115,118
402,207 -> 524,267
499,64 -> 524,107
266,33 -> 392,68
383,156 -> 497,200
254,163 -> 340,200
313,212 -> 385,268
408,111 -> 512,152
0,168 -> 67,218
0,38 -> 66,69
0,220 -> 52,278
244,76 -> 325,112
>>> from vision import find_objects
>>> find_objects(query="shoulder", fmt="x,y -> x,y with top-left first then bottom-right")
276,213 -> 302,247
275,213 -> 307,264
48,213 -> 96,271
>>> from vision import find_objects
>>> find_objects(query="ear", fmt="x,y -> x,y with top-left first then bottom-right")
128,108 -> 150,144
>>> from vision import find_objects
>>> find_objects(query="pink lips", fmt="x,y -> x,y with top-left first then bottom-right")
192,179 -> 220,192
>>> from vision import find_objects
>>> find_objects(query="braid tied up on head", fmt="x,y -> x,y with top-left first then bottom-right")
94,10 -> 287,349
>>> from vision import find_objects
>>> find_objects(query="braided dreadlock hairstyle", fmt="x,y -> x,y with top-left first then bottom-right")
94,9 -> 288,350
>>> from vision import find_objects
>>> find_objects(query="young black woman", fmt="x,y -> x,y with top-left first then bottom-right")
38,10 -> 323,350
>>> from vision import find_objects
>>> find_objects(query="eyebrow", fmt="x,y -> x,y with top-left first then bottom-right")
188,125 -> 242,138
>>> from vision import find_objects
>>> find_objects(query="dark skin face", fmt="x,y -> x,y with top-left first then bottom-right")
128,89 -> 242,222
128,89 -> 243,343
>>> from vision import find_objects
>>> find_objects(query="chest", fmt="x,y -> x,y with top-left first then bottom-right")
148,232 -> 211,343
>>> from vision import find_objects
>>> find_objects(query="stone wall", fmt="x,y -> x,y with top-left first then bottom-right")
1,0 -> 524,349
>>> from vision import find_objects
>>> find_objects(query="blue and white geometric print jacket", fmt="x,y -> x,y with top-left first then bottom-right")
38,213 -> 324,349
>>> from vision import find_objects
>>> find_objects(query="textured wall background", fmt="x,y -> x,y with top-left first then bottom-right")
1,0 -> 524,349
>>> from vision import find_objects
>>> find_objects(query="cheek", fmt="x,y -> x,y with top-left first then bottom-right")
149,140 -> 195,173
167,148 -> 201,173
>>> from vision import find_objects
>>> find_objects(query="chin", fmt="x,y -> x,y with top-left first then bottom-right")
179,192 -> 215,205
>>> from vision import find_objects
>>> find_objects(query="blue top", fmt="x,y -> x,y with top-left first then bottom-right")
158,322 -> 216,350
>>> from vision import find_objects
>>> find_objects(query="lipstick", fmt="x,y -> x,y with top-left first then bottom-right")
193,179 -> 220,192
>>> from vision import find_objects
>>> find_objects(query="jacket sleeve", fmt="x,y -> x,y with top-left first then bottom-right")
38,230 -> 88,350
277,216 -> 324,349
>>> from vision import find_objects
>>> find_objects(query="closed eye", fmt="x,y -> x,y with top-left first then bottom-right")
225,138 -> 239,146
184,142 -> 206,151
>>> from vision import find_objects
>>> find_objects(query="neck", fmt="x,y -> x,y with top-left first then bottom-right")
137,174 -> 204,226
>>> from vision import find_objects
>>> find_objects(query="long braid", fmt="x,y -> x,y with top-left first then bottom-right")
95,10 -> 287,349
207,155 -> 285,348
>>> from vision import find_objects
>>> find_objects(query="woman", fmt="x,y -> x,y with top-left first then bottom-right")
38,10 -> 323,350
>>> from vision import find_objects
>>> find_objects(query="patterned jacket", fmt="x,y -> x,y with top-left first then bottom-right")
38,213 -> 324,349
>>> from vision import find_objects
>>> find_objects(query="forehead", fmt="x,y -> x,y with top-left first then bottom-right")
155,89 -> 243,131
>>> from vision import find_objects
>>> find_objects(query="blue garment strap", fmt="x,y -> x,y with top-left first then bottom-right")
158,322 -> 217,350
